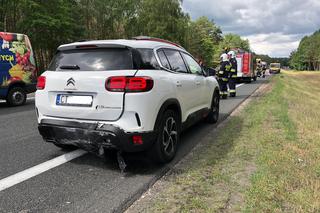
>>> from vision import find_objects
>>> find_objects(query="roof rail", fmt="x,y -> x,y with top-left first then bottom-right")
132,36 -> 184,49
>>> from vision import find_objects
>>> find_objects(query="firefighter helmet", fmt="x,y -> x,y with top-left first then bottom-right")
228,50 -> 236,59
220,53 -> 229,62
224,47 -> 230,54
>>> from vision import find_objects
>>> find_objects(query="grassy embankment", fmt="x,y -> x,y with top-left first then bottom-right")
128,71 -> 320,212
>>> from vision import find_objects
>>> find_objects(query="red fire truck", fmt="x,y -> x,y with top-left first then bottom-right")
236,51 -> 256,83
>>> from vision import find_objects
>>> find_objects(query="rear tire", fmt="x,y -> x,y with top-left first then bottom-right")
6,87 -> 26,106
206,91 -> 220,124
149,110 -> 180,163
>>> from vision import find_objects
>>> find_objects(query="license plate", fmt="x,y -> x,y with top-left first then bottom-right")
56,94 -> 93,107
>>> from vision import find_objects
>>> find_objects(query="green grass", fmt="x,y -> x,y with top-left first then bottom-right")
128,71 -> 320,213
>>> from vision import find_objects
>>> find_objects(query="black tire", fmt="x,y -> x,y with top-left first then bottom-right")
150,110 -> 180,163
253,76 -> 257,81
53,142 -> 77,150
6,87 -> 26,106
206,91 -> 220,124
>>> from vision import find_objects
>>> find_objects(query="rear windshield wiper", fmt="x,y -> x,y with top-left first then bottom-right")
59,65 -> 80,70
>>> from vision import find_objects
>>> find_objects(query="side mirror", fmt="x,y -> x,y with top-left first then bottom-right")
206,68 -> 216,77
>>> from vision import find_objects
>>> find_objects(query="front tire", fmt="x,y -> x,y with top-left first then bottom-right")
150,110 -> 180,163
6,87 -> 26,106
206,91 -> 220,124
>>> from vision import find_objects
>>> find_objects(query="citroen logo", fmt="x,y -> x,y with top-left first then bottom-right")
66,78 -> 75,87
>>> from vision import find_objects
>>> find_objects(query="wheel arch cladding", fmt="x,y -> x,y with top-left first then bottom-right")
153,98 -> 182,132
214,86 -> 220,94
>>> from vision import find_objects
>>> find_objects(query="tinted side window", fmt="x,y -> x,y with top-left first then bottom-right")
48,48 -> 133,71
136,48 -> 160,70
163,49 -> 188,73
157,50 -> 171,70
182,53 -> 202,75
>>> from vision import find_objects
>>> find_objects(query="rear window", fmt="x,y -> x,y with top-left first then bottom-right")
48,48 -> 133,71
136,49 -> 159,70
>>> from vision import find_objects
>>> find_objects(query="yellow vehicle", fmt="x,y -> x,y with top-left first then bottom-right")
269,63 -> 281,74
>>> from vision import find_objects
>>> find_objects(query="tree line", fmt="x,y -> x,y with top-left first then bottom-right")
255,54 -> 290,67
0,0 -> 250,72
290,29 -> 320,71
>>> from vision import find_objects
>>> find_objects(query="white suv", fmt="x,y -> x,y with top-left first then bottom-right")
35,37 -> 220,163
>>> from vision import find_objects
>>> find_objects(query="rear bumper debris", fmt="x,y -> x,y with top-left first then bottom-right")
38,119 -> 156,154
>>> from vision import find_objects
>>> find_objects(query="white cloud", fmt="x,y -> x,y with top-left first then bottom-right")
243,33 -> 301,57
182,0 -> 320,57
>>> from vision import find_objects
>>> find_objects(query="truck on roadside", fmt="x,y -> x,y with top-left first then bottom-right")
269,62 -> 281,74
235,51 -> 256,83
0,32 -> 37,106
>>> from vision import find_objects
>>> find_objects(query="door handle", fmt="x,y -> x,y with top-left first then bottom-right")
176,81 -> 182,87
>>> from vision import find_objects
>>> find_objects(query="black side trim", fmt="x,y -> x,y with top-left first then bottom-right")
181,107 -> 209,131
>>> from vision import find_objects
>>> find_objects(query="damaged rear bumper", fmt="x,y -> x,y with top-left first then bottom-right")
38,119 -> 156,153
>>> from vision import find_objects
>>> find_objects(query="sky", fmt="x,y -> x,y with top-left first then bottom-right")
182,0 -> 320,57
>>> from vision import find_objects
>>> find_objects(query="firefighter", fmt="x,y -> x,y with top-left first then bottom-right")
228,50 -> 237,97
218,53 -> 231,99
261,62 -> 267,78
256,58 -> 263,77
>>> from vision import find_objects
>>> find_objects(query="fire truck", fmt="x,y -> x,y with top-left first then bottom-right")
235,51 -> 256,83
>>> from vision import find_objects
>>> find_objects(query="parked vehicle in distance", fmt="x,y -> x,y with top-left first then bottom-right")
35,37 -> 220,163
269,63 -> 281,74
0,32 -> 37,106
235,50 -> 256,83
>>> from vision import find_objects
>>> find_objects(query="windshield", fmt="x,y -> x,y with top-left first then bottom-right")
48,48 -> 133,71
270,63 -> 280,68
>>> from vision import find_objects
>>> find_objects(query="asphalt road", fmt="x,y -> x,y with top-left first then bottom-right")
0,78 -> 268,213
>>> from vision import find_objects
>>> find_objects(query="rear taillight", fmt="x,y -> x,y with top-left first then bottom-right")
36,76 -> 46,90
106,76 -> 126,92
106,76 -> 153,92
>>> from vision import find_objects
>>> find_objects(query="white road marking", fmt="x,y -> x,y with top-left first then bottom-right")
236,83 -> 245,88
0,149 -> 87,192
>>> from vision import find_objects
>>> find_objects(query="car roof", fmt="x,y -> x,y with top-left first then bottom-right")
58,39 -> 185,52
